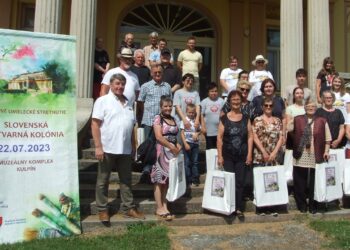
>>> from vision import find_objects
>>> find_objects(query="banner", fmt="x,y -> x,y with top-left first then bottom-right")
0,29 -> 80,244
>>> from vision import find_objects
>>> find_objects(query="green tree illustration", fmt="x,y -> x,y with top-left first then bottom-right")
42,61 -> 71,94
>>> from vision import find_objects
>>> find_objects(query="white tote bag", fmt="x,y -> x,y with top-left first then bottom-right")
253,166 -> 289,207
314,161 -> 343,202
166,154 -> 186,202
343,159 -> 350,195
329,148 -> 346,183
283,149 -> 293,183
202,170 -> 235,215
205,149 -> 219,172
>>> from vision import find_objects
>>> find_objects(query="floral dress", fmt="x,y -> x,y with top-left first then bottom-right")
150,115 -> 179,184
252,115 -> 282,165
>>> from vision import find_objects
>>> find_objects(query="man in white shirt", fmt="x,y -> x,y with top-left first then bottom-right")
92,73 -> 145,224
177,36 -> 203,93
220,56 -> 242,98
100,48 -> 140,104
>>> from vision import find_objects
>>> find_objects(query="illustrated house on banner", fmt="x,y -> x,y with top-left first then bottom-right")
8,71 -> 53,94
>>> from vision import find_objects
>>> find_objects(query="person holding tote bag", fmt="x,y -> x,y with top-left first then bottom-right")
252,97 -> 284,216
290,99 -> 331,214
217,90 -> 254,219
151,96 -> 182,221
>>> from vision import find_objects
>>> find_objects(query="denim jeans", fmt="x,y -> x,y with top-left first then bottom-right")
183,142 -> 199,184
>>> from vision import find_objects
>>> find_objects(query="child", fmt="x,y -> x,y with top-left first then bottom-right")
180,104 -> 201,186
200,82 -> 225,149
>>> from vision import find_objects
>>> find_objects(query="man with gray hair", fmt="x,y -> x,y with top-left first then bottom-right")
92,73 -> 145,224
143,31 -> 158,69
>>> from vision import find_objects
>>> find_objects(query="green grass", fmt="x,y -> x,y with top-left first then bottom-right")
309,219 -> 350,249
0,223 -> 170,250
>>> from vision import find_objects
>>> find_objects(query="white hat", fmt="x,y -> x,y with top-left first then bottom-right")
252,55 -> 268,66
120,48 -> 133,58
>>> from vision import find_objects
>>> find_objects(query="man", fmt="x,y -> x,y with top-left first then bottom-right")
284,68 -> 312,106
219,56 -> 242,98
119,33 -> 137,55
130,49 -> 151,87
100,48 -> 140,104
177,36 -> 203,93
149,38 -> 174,67
143,31 -> 158,69
160,48 -> 181,93
92,73 -> 145,224
137,64 -> 172,182
93,37 -> 110,101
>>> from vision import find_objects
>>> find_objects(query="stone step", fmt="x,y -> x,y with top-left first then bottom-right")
79,171 -> 207,185
79,159 -> 99,171
79,183 -> 205,199
81,208 -> 350,231
82,148 -> 96,160
81,196 -> 305,216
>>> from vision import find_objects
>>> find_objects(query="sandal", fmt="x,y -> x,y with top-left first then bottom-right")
236,211 -> 245,221
155,213 -> 173,221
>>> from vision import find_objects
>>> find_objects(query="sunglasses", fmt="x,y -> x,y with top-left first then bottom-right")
240,88 -> 250,92
257,61 -> 265,64
264,104 -> 273,108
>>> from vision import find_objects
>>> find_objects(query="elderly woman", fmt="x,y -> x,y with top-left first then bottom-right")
253,97 -> 284,215
291,99 -> 331,213
151,96 -> 182,221
315,90 -> 345,149
222,80 -> 255,120
217,90 -> 253,219
248,55 -> 274,100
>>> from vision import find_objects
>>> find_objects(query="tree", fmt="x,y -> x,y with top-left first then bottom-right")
42,61 -> 71,94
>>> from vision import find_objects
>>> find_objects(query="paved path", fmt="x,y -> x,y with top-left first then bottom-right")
169,221 -> 328,250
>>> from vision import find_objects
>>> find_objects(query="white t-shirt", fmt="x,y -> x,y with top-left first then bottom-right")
101,67 -> 140,104
333,92 -> 350,120
248,70 -> 274,101
92,92 -> 135,154
220,68 -> 242,96
180,117 -> 201,144
177,49 -> 203,77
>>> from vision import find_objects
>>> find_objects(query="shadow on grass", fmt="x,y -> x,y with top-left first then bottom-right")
0,222 -> 170,250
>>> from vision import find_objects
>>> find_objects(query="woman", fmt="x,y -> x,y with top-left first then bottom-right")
332,76 -> 350,119
253,97 -> 284,215
315,90 -> 345,149
291,99 -> 331,213
217,90 -> 253,219
151,96 -> 182,221
248,55 -> 274,100
316,57 -> 338,104
286,87 -> 306,131
221,80 -> 255,121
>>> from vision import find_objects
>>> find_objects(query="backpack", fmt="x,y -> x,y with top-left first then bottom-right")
136,129 -> 157,165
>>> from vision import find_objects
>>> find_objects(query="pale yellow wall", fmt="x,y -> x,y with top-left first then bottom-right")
332,0 -> 346,72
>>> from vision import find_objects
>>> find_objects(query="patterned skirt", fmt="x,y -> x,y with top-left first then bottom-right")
150,143 -> 175,184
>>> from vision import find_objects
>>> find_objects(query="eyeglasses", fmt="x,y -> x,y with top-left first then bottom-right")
257,61 -> 265,64
153,71 -> 162,75
264,104 -> 273,108
240,88 -> 250,92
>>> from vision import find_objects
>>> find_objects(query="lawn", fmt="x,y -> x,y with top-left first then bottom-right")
310,219 -> 350,249
0,223 -> 170,250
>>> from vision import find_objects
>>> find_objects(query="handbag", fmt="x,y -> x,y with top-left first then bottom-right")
136,129 -> 157,165
343,159 -> 350,195
314,161 -> 343,202
329,148 -> 346,183
253,165 -> 289,207
166,154 -> 186,202
283,149 -> 293,183
202,170 -> 235,215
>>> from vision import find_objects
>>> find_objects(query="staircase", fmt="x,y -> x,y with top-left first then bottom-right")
79,139 -> 350,230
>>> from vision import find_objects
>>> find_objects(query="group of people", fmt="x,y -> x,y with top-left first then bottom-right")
91,31 -> 350,224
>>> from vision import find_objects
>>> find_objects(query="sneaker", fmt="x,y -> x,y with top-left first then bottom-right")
271,212 -> 278,217
99,210 -> 110,222
258,212 -> 266,216
124,208 -> 145,220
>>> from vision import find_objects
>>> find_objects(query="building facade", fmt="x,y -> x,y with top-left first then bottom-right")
0,0 -> 349,99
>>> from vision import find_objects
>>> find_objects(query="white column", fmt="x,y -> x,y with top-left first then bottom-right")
70,0 -> 97,98
34,0 -> 62,33
280,0 -> 303,97
308,0 -> 330,95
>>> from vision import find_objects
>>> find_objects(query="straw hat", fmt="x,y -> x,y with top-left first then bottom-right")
252,55 -> 268,66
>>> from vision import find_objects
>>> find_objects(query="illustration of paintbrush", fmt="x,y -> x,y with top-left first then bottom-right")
39,194 -> 81,234
32,209 -> 71,236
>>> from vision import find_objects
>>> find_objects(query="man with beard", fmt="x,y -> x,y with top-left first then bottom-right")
100,48 -> 140,104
